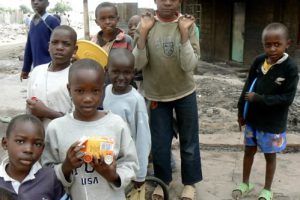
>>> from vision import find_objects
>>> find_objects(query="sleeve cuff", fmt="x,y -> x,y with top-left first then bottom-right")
134,176 -> 146,182
110,168 -> 135,190
180,40 -> 191,48
54,163 -> 74,188
133,45 -> 147,54
253,94 -> 264,103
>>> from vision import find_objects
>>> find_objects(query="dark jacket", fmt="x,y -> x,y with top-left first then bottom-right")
0,167 -> 68,200
238,54 -> 299,133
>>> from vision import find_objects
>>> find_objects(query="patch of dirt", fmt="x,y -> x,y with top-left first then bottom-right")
194,65 -> 300,135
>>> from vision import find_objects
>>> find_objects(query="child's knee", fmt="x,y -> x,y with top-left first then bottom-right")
244,146 -> 257,157
264,153 -> 276,162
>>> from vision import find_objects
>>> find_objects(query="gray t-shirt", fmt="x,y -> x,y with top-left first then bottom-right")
41,111 -> 138,200
103,85 -> 151,182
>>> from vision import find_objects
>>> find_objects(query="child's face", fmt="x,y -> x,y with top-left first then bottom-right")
155,0 -> 181,19
31,0 -> 49,15
49,29 -> 78,66
2,121 -> 44,178
263,30 -> 290,64
68,69 -> 103,121
108,60 -> 134,94
128,16 -> 140,38
95,7 -> 119,34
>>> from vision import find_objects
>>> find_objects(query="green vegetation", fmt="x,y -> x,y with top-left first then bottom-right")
0,7 -> 14,13
19,4 -> 31,14
49,2 -> 72,14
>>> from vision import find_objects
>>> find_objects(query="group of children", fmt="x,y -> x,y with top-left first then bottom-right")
0,0 -> 298,200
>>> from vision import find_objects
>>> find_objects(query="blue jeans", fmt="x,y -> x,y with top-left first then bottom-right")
150,92 -> 202,185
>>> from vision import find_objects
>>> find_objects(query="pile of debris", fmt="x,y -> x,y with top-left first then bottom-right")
0,24 -> 27,44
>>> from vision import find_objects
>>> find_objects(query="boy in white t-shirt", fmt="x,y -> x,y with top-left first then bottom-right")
26,25 -> 78,127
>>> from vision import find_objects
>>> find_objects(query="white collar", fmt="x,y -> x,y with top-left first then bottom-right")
41,12 -> 49,21
275,53 -> 289,64
261,53 -> 289,74
0,157 -> 42,193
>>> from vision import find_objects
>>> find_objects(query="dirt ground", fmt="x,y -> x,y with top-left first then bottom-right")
0,24 -> 300,200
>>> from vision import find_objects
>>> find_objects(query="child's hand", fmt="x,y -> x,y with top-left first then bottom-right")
90,155 -> 119,183
237,116 -> 245,132
178,14 -> 195,44
26,98 -> 48,117
20,71 -> 29,81
178,14 -> 195,31
140,12 -> 155,33
62,141 -> 85,179
245,92 -> 256,102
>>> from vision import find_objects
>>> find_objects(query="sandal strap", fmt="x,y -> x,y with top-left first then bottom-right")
233,183 -> 254,194
152,185 -> 164,200
258,189 -> 273,200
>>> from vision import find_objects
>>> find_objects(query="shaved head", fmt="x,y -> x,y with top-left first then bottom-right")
262,22 -> 289,42
108,49 -> 134,69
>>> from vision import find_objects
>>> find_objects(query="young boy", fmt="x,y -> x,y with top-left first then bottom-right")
91,2 -> 136,106
234,22 -> 299,200
41,59 -> 138,200
91,2 -> 132,53
133,0 -> 202,199
20,0 -> 60,81
26,25 -> 78,128
128,15 -> 141,39
0,114 -> 69,199
103,49 -> 151,192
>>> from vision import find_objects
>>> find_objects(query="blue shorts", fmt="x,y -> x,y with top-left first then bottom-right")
244,124 -> 287,153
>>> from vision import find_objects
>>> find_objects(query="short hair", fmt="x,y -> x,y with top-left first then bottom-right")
69,59 -> 104,82
108,48 -> 134,68
262,22 -> 289,41
51,25 -> 77,44
128,15 -> 141,24
6,114 -> 44,138
95,2 -> 118,18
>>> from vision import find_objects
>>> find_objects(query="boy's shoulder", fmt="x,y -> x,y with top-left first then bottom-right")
253,54 -> 267,64
114,28 -> 132,43
283,55 -> 298,68
47,114 -> 70,130
35,166 -> 57,179
106,84 -> 142,99
45,14 -> 60,23
130,87 -> 145,101
31,63 -> 49,74
105,111 -> 128,123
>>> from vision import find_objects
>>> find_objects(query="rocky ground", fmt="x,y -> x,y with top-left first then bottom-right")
0,24 -> 300,199
0,24 -> 27,44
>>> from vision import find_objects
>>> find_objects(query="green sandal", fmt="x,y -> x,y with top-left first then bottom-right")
258,189 -> 273,200
232,183 -> 254,199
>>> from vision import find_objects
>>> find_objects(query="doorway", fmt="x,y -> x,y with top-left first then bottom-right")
231,2 -> 245,62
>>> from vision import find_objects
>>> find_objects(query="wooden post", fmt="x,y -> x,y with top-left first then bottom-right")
83,0 -> 90,40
